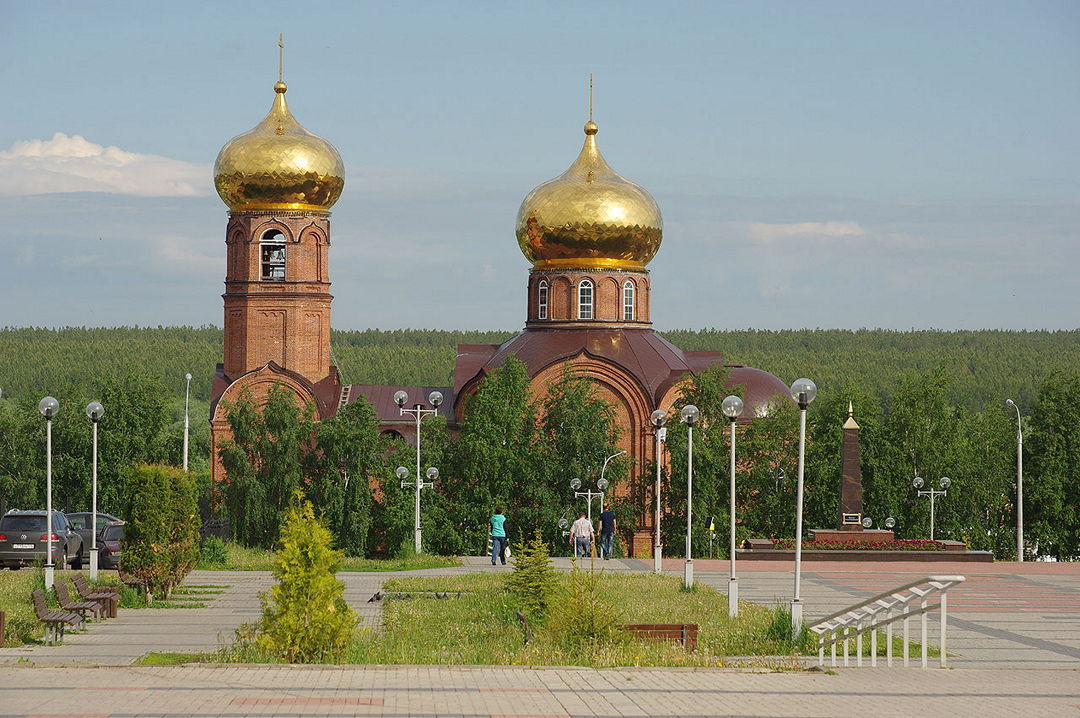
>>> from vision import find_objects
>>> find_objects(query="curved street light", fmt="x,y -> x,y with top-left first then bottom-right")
789,378 -> 816,640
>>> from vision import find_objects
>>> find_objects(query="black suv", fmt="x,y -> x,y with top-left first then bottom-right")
65,512 -> 122,553
0,510 -> 84,569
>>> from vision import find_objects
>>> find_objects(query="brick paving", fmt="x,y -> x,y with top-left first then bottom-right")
0,664 -> 1078,717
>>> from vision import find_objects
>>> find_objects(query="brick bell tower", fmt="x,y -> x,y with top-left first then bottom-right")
208,43 -> 345,481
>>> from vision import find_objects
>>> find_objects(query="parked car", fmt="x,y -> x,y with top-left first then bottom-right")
98,521 -> 125,570
0,510 -> 84,569
65,512 -> 121,552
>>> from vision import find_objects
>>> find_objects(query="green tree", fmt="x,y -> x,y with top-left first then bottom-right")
1028,372 -> 1080,559
255,493 -> 357,663
451,357 -> 539,551
218,384 -> 316,548
122,463 -> 196,601
535,364 -> 625,550
311,397 -> 383,557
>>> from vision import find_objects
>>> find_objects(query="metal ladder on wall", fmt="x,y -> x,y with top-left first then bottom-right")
809,575 -> 965,668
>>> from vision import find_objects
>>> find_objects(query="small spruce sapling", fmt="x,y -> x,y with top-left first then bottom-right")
255,492 -> 357,663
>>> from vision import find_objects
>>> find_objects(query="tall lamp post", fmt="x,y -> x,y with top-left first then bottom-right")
680,404 -> 700,588
1005,399 -> 1023,561
912,476 -> 950,540
394,389 -> 443,554
721,394 -> 744,617
183,373 -> 192,472
85,401 -> 104,579
650,410 -> 667,573
789,378 -> 816,640
38,397 -> 59,589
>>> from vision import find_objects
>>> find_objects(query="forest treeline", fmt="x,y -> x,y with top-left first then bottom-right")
1,326 -> 1077,561
1,326 -> 1077,411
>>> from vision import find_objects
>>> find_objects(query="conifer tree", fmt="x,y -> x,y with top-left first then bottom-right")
256,492 -> 357,663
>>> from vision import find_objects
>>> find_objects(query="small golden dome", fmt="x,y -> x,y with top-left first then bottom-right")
214,81 -> 344,213
516,121 -> 662,270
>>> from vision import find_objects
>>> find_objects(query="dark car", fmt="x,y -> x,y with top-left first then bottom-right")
0,510 -> 84,569
98,522 -> 125,570
65,512 -> 121,552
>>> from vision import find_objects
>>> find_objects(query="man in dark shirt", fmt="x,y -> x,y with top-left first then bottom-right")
597,504 -> 617,560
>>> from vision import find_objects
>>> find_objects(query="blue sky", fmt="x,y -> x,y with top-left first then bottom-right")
1,1 -> 1077,330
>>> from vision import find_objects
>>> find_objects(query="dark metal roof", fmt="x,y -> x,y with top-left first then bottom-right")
344,384 -> 455,425
452,328 -> 790,415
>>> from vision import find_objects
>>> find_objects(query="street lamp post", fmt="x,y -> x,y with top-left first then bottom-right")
183,373 -> 192,472
398,465 -> 437,554
38,397 -> 59,589
789,378 -> 817,640
394,389 -> 443,554
1005,399 -> 1023,561
650,410 -> 667,574
85,401 -> 104,579
570,477 -> 607,521
912,476 -> 951,541
680,404 -> 700,588
721,394 -> 744,618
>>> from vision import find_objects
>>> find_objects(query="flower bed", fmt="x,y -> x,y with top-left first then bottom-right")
770,538 -> 944,551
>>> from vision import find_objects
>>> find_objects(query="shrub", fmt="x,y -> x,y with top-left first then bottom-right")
122,463 -> 197,601
505,530 -> 557,621
198,535 -> 228,568
254,492 -> 357,663
545,566 -> 625,651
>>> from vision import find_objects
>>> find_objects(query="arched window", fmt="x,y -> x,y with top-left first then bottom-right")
260,229 -> 286,281
578,279 -> 594,319
537,279 -> 549,319
623,280 -> 635,321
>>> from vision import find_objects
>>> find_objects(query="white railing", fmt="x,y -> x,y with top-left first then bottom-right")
809,575 -> 965,668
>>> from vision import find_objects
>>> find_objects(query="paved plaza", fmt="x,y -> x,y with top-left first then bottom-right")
1,558 -> 1077,716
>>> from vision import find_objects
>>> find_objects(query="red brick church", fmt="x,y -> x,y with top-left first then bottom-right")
208,74 -> 788,556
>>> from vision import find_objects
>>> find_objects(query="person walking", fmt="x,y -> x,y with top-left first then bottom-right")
569,511 -> 593,559
597,503 -> 617,560
490,507 -> 508,565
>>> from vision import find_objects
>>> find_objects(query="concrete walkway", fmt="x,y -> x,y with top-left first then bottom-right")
0,663 -> 1077,717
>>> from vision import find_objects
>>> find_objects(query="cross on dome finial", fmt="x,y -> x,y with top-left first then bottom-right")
274,34 -> 287,94
584,73 -> 598,135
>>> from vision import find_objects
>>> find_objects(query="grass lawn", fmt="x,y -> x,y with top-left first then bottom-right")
197,542 -> 460,572
345,572 -> 805,668
0,569 -> 45,646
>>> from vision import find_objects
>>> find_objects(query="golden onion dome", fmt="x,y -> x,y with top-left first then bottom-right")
516,120 -> 662,270
214,81 -> 344,213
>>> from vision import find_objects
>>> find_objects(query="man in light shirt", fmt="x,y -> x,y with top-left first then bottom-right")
569,511 -> 594,559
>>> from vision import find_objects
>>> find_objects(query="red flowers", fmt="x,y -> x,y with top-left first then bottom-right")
769,538 -> 944,551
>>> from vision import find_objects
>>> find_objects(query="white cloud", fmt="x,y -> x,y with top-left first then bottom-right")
745,220 -> 866,244
0,133 -> 208,197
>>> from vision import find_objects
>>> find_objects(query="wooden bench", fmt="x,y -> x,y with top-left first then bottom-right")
73,574 -> 119,618
620,623 -> 699,651
54,579 -> 103,620
32,589 -> 83,644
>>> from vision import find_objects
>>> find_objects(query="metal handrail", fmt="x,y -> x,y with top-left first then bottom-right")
809,575 -> 964,668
